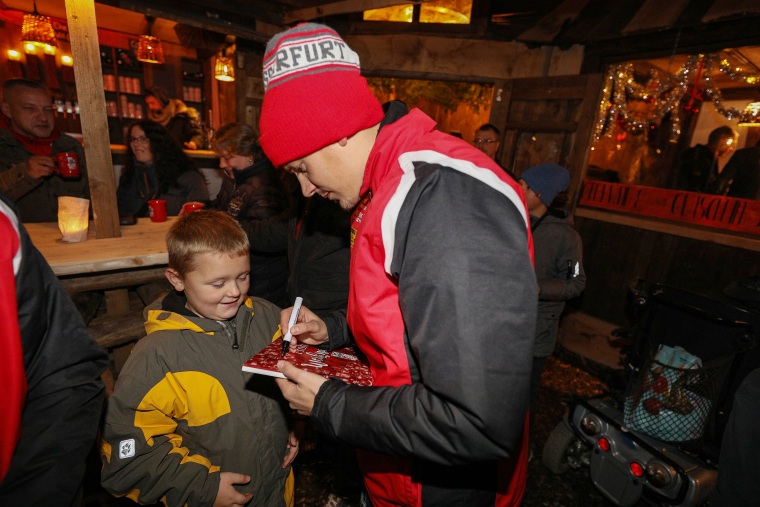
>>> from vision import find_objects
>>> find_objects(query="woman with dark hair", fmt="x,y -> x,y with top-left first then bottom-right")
117,120 -> 209,218
208,122 -> 291,307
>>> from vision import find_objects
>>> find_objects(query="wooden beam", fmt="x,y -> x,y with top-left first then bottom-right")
503,120 -> 578,132
575,207 -> 760,253
346,34 -> 583,81
284,0 -> 428,24
622,0 -> 689,34
102,0 -> 281,42
517,0 -> 591,45
64,0 -> 121,238
58,267 -> 167,293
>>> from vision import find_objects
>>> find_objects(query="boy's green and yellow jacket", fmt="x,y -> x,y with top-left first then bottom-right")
100,292 -> 292,506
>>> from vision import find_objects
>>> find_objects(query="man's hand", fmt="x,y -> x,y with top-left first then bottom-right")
279,305 -> 329,346
184,141 -> 198,150
213,472 -> 253,507
282,431 -> 299,468
275,362 -> 328,416
26,156 -> 56,179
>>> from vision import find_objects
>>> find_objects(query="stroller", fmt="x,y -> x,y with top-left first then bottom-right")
542,283 -> 760,506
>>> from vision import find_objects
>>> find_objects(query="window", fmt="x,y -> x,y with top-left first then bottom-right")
363,0 -> 472,24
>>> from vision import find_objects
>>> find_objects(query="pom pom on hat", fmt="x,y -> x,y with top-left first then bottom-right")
521,163 -> 570,206
259,23 -> 384,167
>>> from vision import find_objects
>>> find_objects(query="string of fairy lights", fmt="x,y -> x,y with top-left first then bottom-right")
594,53 -> 760,143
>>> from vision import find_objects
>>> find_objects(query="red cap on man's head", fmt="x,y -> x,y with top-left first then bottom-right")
259,23 -> 384,167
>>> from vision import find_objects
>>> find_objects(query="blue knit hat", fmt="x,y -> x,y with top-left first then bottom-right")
521,163 -> 570,206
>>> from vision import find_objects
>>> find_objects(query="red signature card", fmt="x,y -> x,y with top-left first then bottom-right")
242,338 -> 373,386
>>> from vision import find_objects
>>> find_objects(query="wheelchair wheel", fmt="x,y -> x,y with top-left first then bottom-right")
542,421 -> 577,474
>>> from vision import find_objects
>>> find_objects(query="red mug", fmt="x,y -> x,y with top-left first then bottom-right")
148,199 -> 167,222
180,202 -> 205,215
54,152 -> 80,178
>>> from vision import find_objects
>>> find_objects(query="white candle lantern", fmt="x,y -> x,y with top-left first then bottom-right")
57,196 -> 90,242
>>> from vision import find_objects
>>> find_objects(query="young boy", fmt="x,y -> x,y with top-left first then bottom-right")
100,210 -> 297,507
518,163 -> 586,416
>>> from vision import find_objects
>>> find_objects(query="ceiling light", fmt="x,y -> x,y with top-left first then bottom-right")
215,36 -> 236,82
22,1 -> 57,53
214,54 -> 234,82
136,16 -> 164,64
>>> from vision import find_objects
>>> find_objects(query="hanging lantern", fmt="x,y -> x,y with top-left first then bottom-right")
136,16 -> 164,64
214,54 -> 234,82
215,38 -> 235,83
21,1 -> 57,53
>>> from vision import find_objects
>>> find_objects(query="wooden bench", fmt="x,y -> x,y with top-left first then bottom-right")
89,309 -> 146,350
87,289 -> 148,378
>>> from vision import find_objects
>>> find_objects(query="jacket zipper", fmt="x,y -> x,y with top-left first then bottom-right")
218,320 -> 239,350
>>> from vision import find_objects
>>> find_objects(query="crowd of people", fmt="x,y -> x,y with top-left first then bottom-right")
1,20 -> 756,507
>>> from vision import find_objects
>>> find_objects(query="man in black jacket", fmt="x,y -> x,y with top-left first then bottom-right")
0,192 -> 108,506
712,139 -> 760,199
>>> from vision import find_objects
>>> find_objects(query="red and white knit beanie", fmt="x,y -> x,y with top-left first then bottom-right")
259,23 -> 384,167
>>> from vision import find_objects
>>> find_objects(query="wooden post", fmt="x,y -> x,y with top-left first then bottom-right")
64,0 -> 120,238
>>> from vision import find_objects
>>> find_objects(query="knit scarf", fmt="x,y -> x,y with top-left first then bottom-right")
0,113 -> 61,157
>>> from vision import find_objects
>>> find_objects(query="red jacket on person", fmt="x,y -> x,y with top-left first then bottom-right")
311,103 -> 537,507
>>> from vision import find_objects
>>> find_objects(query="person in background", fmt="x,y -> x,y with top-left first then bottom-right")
710,138 -> 760,199
287,192 -> 360,502
473,123 -> 502,160
0,191 -> 108,505
710,366 -> 760,506
100,210 -> 298,506
677,125 -> 738,193
260,23 -> 536,507
518,163 -> 586,419
474,122 -> 516,179
287,194 -> 351,328
208,122 -> 291,307
0,78 -> 89,223
143,86 -> 205,150
117,120 -> 208,219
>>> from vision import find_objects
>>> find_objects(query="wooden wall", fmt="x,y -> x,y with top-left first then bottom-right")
575,215 -> 760,325
234,33 -> 584,138
232,30 -> 758,333
345,34 -> 584,81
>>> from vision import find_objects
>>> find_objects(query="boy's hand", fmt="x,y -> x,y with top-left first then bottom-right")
279,305 -> 328,346
213,472 -> 253,507
275,361 -> 328,416
283,431 -> 299,468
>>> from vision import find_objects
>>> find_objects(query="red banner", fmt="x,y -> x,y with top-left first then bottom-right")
579,180 -> 760,236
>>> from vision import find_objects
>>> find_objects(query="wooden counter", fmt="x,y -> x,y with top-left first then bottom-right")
109,144 -> 219,160
26,217 -> 176,359
26,217 -> 173,306
25,217 -> 173,277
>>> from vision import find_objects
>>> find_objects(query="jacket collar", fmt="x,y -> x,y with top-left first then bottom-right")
361,102 -> 438,197
143,290 -> 254,336
233,158 -> 274,184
